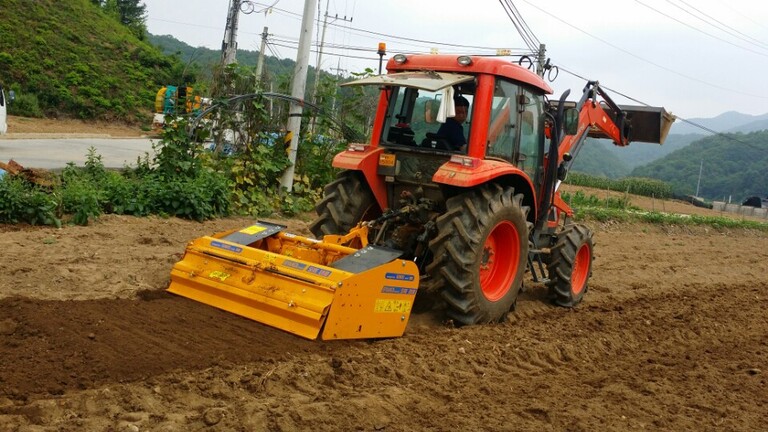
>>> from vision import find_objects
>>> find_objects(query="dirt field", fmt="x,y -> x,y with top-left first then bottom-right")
1,188 -> 767,431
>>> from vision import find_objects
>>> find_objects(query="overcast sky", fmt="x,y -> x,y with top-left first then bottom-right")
142,0 -> 768,119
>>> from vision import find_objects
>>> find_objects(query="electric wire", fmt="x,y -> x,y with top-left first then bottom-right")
635,0 -> 768,58
672,0 -> 768,50
251,2 -> 522,52
558,65 -> 765,151
517,0 -> 768,100
271,33 -> 529,55
270,35 -> 530,61
498,0 -> 540,52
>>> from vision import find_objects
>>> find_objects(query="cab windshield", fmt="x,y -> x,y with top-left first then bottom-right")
380,85 -> 475,152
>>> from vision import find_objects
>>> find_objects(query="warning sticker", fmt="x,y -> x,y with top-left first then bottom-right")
385,272 -> 415,282
210,241 -> 242,253
381,286 -> 418,296
239,225 -> 267,235
374,299 -> 412,314
209,271 -> 231,281
379,153 -> 396,167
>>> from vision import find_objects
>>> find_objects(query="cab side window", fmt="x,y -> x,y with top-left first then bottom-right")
486,80 -> 518,161
518,89 -> 544,178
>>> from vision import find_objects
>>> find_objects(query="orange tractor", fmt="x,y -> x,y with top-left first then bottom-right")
168,54 -> 673,339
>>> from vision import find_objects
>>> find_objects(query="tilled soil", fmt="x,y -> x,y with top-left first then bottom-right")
0,206 -> 767,431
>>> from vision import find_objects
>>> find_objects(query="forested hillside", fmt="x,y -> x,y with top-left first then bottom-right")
570,139 -> 631,178
631,130 -> 768,201
147,34 -> 296,79
670,111 -> 768,134
0,0 -> 185,122
569,133 -> 704,179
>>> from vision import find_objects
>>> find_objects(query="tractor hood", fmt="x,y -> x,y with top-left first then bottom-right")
340,71 -> 474,92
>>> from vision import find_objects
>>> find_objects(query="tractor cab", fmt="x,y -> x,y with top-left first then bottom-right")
343,71 -> 476,152
341,57 -> 554,209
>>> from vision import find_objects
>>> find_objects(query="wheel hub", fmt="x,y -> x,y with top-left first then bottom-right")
479,221 -> 520,302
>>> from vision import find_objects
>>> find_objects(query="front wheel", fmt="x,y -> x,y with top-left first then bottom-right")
546,224 -> 594,307
426,185 -> 529,325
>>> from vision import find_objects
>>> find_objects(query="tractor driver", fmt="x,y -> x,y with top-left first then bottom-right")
436,95 -> 469,152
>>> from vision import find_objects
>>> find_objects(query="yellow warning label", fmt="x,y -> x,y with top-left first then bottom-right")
240,225 -> 267,235
209,271 -> 231,281
374,299 -> 412,314
379,153 -> 396,167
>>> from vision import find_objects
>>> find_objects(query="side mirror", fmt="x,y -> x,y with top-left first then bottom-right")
563,108 -> 578,135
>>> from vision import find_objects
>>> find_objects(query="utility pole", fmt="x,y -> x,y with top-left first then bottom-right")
330,59 -> 346,112
311,0 -> 331,105
221,0 -> 241,66
696,159 -> 703,197
255,26 -> 269,86
309,3 -> 352,133
536,43 -> 546,77
280,0 -> 317,192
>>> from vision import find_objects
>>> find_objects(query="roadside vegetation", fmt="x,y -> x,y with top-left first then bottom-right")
0,67 -> 372,227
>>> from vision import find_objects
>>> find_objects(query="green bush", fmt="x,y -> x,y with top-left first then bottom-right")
561,190 -> 638,211
7,91 -> 44,118
146,170 -> 231,221
0,176 -> 60,226
566,172 -> 672,199
60,178 -> 103,225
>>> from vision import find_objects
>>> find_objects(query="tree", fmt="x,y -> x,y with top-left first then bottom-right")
100,0 -> 147,40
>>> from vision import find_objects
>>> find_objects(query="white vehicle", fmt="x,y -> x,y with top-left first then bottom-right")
0,84 -> 7,135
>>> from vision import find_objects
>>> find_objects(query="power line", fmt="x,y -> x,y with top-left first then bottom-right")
517,0 -> 768,101
269,41 -> 379,62
635,0 -> 768,58
498,0 -> 540,52
271,33 -> 529,56
672,0 -> 768,51
253,2 -> 524,52
558,65 -> 766,152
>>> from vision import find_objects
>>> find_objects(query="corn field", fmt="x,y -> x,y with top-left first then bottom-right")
565,173 -> 672,199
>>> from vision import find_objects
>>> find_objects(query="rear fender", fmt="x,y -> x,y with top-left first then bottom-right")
332,147 -> 388,210
433,158 -> 537,221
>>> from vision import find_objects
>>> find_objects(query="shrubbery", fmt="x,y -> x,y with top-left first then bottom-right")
0,108 -> 346,226
565,172 -> 673,199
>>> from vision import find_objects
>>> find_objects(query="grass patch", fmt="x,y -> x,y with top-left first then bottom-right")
574,206 -> 768,231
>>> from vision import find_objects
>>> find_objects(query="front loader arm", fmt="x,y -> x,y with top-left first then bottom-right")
535,82 -> 630,235
557,81 -> 628,168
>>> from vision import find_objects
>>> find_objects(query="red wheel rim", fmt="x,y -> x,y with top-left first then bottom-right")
571,243 -> 591,295
479,221 -> 520,301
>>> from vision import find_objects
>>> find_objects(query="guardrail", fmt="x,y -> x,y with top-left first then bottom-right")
712,202 -> 768,219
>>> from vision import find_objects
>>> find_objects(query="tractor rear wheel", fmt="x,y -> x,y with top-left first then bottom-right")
309,171 -> 379,238
546,224 -> 594,307
427,185 -> 529,325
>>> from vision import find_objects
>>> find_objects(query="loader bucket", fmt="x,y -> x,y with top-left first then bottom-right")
594,104 -> 676,144
167,221 -> 419,340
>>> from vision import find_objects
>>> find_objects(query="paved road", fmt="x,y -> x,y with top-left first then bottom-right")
0,137 -> 156,169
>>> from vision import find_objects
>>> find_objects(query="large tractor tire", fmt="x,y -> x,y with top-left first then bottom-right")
309,171 -> 379,238
426,185 -> 529,325
546,224 -> 594,307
